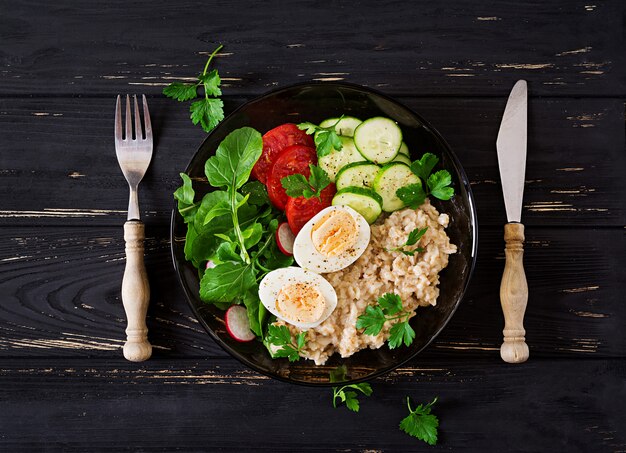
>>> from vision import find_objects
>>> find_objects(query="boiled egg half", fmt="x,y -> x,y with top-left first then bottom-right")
259,267 -> 337,329
293,205 -> 371,273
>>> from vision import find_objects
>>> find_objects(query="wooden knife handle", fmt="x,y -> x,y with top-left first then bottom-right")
500,223 -> 529,363
121,220 -> 152,362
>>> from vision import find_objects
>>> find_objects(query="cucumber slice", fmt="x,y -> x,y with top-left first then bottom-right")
318,136 -> 366,182
373,163 -> 421,212
392,153 -> 411,166
354,117 -> 402,164
319,116 -> 362,137
332,187 -> 383,224
398,142 -> 410,157
335,162 -> 380,190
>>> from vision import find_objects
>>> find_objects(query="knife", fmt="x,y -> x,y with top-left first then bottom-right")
496,80 -> 529,364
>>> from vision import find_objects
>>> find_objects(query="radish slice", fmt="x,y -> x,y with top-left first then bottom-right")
224,306 -> 256,342
206,260 -> 216,269
276,222 -> 296,255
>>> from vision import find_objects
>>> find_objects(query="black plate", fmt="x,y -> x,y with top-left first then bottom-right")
171,82 -> 477,386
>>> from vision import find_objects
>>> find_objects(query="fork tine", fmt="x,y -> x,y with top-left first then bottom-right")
142,95 -> 152,142
114,95 -> 122,142
133,95 -> 143,140
125,94 -> 132,140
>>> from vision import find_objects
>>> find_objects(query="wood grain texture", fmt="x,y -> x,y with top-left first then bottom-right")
0,358 -> 624,452
1,97 -> 624,227
500,223 -> 529,363
0,0 -> 624,97
0,225 -> 623,359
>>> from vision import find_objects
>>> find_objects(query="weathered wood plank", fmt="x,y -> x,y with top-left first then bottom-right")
0,0 -> 624,97
1,97 -> 623,227
0,358 -> 624,452
0,226 -> 623,359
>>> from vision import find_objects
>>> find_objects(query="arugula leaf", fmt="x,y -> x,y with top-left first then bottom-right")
388,227 -> 428,256
174,173 -> 200,223
428,170 -> 454,200
356,292 -> 416,349
399,397 -> 439,445
163,82 -> 198,102
410,153 -> 439,181
242,222 -> 263,249
163,44 -> 225,133
265,325 -> 307,362
281,164 -> 331,199
190,98 -> 224,133
205,127 -> 263,190
199,261 -> 256,303
355,305 -> 387,336
215,241 -> 241,263
241,181 -> 269,206
242,287 -> 264,337
297,119 -> 343,158
330,366 -> 374,413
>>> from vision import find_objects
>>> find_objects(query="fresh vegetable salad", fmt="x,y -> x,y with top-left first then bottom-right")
175,115 -> 455,361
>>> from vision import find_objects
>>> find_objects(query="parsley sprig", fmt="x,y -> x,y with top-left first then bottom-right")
387,227 -> 428,256
297,117 -> 344,157
329,366 -> 373,412
399,397 -> 440,445
396,153 -> 455,208
356,293 -> 416,349
280,164 -> 331,200
163,45 -> 225,133
266,325 -> 307,362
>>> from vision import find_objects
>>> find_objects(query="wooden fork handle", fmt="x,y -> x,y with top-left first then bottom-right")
122,220 -> 152,362
500,223 -> 529,363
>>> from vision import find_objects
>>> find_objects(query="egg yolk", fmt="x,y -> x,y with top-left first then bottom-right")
310,210 -> 357,257
276,282 -> 326,324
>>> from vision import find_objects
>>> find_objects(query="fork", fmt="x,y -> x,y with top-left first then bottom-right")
115,94 -> 153,362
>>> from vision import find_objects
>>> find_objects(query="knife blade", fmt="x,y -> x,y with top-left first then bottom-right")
496,80 -> 529,364
496,80 -> 527,222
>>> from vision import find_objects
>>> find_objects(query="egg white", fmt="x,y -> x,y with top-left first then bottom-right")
258,267 -> 338,329
293,205 -> 371,274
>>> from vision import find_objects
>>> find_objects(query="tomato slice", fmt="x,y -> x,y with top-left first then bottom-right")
285,184 -> 336,235
252,123 -> 314,184
267,145 -> 317,210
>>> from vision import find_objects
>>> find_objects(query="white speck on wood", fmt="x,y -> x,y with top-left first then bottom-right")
556,167 -> 585,171
556,47 -> 592,56
496,63 -> 554,70
476,16 -> 501,21
561,286 -> 600,293
68,172 -> 85,178
313,77 -> 345,82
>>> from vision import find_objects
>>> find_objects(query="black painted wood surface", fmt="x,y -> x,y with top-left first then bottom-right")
0,1 -> 624,451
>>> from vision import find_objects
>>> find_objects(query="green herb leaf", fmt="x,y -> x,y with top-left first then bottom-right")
215,241 -> 241,263
406,227 -> 428,246
204,127 -> 263,190
198,69 -> 222,97
203,199 -> 231,225
240,181 -> 270,206
174,173 -> 200,223
281,164 -> 330,199
266,324 -> 292,346
355,305 -> 387,336
297,120 -> 343,158
427,170 -> 454,200
396,183 -> 427,209
399,397 -> 439,445
378,293 -> 403,316
265,325 -> 307,362
190,98 -> 225,133
199,261 -> 256,303
343,391 -> 360,412
242,222 -> 263,249
330,365 -> 347,384
242,288 -> 263,337
388,321 -> 416,349
163,82 -> 198,102
410,153 -> 439,181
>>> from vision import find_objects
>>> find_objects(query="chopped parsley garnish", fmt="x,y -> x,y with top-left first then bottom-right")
396,153 -> 455,208
329,365 -> 373,412
399,397 -> 440,445
266,325 -> 307,362
163,44 -> 225,133
297,117 -> 344,157
280,164 -> 331,200
356,293 -> 416,349
387,227 -> 428,256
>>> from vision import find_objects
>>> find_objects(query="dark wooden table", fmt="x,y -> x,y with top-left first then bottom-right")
1,1 -> 625,451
